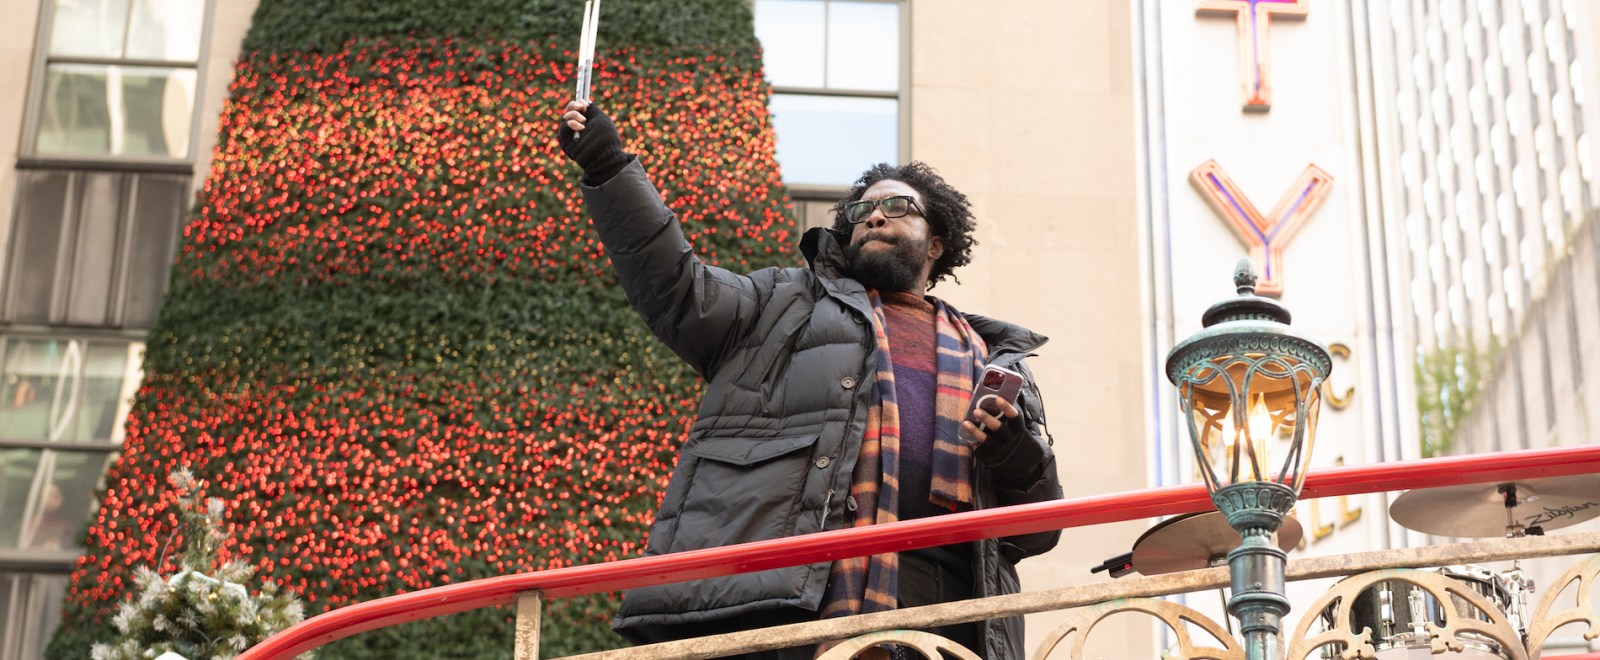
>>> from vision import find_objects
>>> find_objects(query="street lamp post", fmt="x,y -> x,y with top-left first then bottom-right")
1165,259 -> 1332,660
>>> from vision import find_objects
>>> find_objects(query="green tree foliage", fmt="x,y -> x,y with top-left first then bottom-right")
50,1 -> 795,657
1415,338 -> 1492,457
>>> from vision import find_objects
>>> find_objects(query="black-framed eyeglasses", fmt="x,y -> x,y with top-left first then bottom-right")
843,195 -> 925,224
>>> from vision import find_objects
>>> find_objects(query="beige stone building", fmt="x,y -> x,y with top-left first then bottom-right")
0,1 -> 1142,656
0,1 -> 253,657
1136,0 -> 1600,655
5,0 -> 1595,658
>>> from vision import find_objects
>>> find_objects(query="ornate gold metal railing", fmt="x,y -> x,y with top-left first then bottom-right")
241,445 -> 1600,659
548,533 -> 1599,659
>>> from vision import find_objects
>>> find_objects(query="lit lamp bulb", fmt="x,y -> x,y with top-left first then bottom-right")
1242,394 -> 1273,482
1207,395 -> 1275,486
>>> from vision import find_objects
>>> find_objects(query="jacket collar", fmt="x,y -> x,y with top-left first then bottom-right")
965,313 -> 1048,359
803,227 -> 1049,357
801,226 -> 850,276
801,226 -> 866,302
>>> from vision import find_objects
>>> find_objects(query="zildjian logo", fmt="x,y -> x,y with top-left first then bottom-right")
1524,501 -> 1599,527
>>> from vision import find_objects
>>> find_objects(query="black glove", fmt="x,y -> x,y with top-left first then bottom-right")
557,103 -> 633,185
975,412 -> 1046,487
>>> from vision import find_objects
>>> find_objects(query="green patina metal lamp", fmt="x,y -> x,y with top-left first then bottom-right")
1165,259 -> 1332,660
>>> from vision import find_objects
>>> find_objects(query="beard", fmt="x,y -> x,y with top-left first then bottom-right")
844,233 -> 927,293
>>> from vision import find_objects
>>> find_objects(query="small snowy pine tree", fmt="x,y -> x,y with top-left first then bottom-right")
91,471 -> 307,660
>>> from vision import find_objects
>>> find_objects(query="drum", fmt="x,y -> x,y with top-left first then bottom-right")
1322,566 -> 1517,659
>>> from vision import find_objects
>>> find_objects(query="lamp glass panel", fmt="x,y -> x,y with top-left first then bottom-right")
1293,385 -> 1322,492
1185,385 -> 1233,491
1183,351 -> 1323,490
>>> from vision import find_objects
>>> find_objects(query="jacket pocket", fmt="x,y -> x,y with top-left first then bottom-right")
670,434 -> 821,554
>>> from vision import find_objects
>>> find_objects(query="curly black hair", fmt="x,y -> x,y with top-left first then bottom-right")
829,161 -> 977,290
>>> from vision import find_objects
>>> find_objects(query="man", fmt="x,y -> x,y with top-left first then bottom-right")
557,101 -> 1062,659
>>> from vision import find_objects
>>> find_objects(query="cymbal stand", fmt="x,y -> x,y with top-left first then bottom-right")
1495,484 -> 1537,639
1499,483 -> 1525,538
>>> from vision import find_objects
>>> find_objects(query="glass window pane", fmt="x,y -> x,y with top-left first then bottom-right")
769,93 -> 898,186
35,64 -> 196,158
35,64 -> 112,155
74,344 -> 133,442
126,0 -> 206,61
0,572 -> 69,660
826,1 -> 900,91
0,450 -> 43,548
35,451 -> 114,549
0,340 -> 76,441
0,339 -> 139,442
755,0 -> 826,88
48,0 -> 131,58
0,449 -> 113,550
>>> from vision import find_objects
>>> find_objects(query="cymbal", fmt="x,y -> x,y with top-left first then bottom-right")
1389,474 -> 1600,538
1131,511 -> 1303,576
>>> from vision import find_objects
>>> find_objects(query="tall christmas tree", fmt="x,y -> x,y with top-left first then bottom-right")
49,1 -> 794,657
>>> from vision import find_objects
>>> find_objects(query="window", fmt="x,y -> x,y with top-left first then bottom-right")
2,168 -> 190,329
0,336 -> 140,660
754,0 -> 907,199
0,572 -> 69,660
28,0 -> 209,160
0,337 -> 141,550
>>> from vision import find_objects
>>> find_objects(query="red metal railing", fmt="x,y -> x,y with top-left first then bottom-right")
239,444 -> 1600,659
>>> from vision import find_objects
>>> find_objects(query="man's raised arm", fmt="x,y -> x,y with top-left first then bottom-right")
556,101 -> 761,378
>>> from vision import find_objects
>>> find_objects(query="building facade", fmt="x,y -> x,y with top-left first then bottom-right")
1138,0 -> 1600,653
0,1 -> 255,657
0,1 -> 1142,656
9,0 -> 1596,657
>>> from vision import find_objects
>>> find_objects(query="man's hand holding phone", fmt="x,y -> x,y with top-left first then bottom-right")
960,365 -> 1024,446
962,397 -> 1020,444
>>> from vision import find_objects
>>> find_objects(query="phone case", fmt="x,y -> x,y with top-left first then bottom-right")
966,364 -> 1024,419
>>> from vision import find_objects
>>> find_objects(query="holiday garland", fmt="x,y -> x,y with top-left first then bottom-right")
50,1 -> 795,657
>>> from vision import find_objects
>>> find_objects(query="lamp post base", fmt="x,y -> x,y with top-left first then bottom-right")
1212,481 -> 1298,660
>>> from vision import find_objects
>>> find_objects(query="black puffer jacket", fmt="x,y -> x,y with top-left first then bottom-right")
586,161 -> 1063,659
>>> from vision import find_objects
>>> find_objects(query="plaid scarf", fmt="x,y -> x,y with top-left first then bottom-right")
818,290 -> 988,623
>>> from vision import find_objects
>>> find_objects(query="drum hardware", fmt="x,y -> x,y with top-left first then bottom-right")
1320,565 -> 1520,659
1404,586 -> 1427,638
1089,551 -> 1135,579
1495,564 -> 1534,640
1498,484 -> 1544,538
1308,475 -> 1600,658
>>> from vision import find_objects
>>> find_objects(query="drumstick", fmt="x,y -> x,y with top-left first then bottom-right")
575,0 -> 601,102
576,0 -> 591,101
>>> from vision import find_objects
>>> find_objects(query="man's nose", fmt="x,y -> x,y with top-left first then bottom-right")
864,208 -> 888,227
